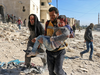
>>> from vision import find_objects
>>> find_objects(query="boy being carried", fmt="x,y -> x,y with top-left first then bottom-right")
27,15 -> 70,57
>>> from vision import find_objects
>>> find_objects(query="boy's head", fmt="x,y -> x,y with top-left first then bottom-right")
57,15 -> 67,27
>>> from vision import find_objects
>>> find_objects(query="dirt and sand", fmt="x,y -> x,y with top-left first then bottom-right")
0,23 -> 100,75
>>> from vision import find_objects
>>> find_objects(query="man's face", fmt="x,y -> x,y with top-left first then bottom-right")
57,19 -> 65,27
49,11 -> 59,22
30,15 -> 34,25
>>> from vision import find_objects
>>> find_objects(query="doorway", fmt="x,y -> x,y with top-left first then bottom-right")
0,6 -> 4,22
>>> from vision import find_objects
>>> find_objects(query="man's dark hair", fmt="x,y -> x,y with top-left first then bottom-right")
66,21 -> 69,24
49,7 -> 59,14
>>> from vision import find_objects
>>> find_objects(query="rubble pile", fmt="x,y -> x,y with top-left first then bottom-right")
0,23 -> 100,75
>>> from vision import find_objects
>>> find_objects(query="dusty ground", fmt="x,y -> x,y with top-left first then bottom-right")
0,23 -> 100,75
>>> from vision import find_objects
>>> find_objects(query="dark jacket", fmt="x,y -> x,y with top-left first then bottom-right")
84,26 -> 93,42
72,25 -> 76,30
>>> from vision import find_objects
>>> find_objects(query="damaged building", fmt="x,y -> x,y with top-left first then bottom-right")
0,0 -> 52,25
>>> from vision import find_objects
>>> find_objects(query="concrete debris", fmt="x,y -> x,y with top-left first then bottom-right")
0,23 -> 100,75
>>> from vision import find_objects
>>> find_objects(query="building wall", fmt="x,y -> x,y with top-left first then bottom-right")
72,18 -> 75,26
41,0 -> 50,8
0,0 -> 51,25
40,0 -> 52,25
30,0 -> 40,20
0,0 -> 30,24
69,18 -> 73,27
67,17 -> 80,28
2,0 -> 29,18
75,20 -> 80,26
94,24 -> 100,31
40,10 -> 50,25
0,0 -> 42,25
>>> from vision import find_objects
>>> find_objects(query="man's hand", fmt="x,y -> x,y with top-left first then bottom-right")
50,38 -> 54,42
38,37 -> 43,44
84,40 -> 86,43
91,40 -> 93,42
31,38 -> 36,43
67,35 -> 69,38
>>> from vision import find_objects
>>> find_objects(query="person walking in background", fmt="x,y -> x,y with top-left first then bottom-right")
80,23 -> 94,61
7,14 -> 10,23
78,26 -> 81,32
23,18 -> 26,26
72,24 -> 76,33
17,17 -> 22,30
13,16 -> 17,24
11,14 -> 14,23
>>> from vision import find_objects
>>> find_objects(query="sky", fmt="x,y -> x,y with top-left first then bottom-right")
50,0 -> 100,26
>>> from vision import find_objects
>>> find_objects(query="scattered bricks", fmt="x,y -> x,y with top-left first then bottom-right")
0,34 -> 4,38
96,53 -> 100,57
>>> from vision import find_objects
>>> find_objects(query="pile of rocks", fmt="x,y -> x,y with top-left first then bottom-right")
0,23 -> 100,75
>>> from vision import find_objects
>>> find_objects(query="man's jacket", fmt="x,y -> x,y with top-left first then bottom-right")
84,26 -> 93,42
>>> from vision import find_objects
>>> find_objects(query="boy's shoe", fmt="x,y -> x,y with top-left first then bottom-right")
23,50 -> 31,53
89,58 -> 94,61
27,52 -> 38,57
80,53 -> 83,58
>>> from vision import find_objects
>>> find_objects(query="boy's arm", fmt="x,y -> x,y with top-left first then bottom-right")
51,27 -> 70,42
